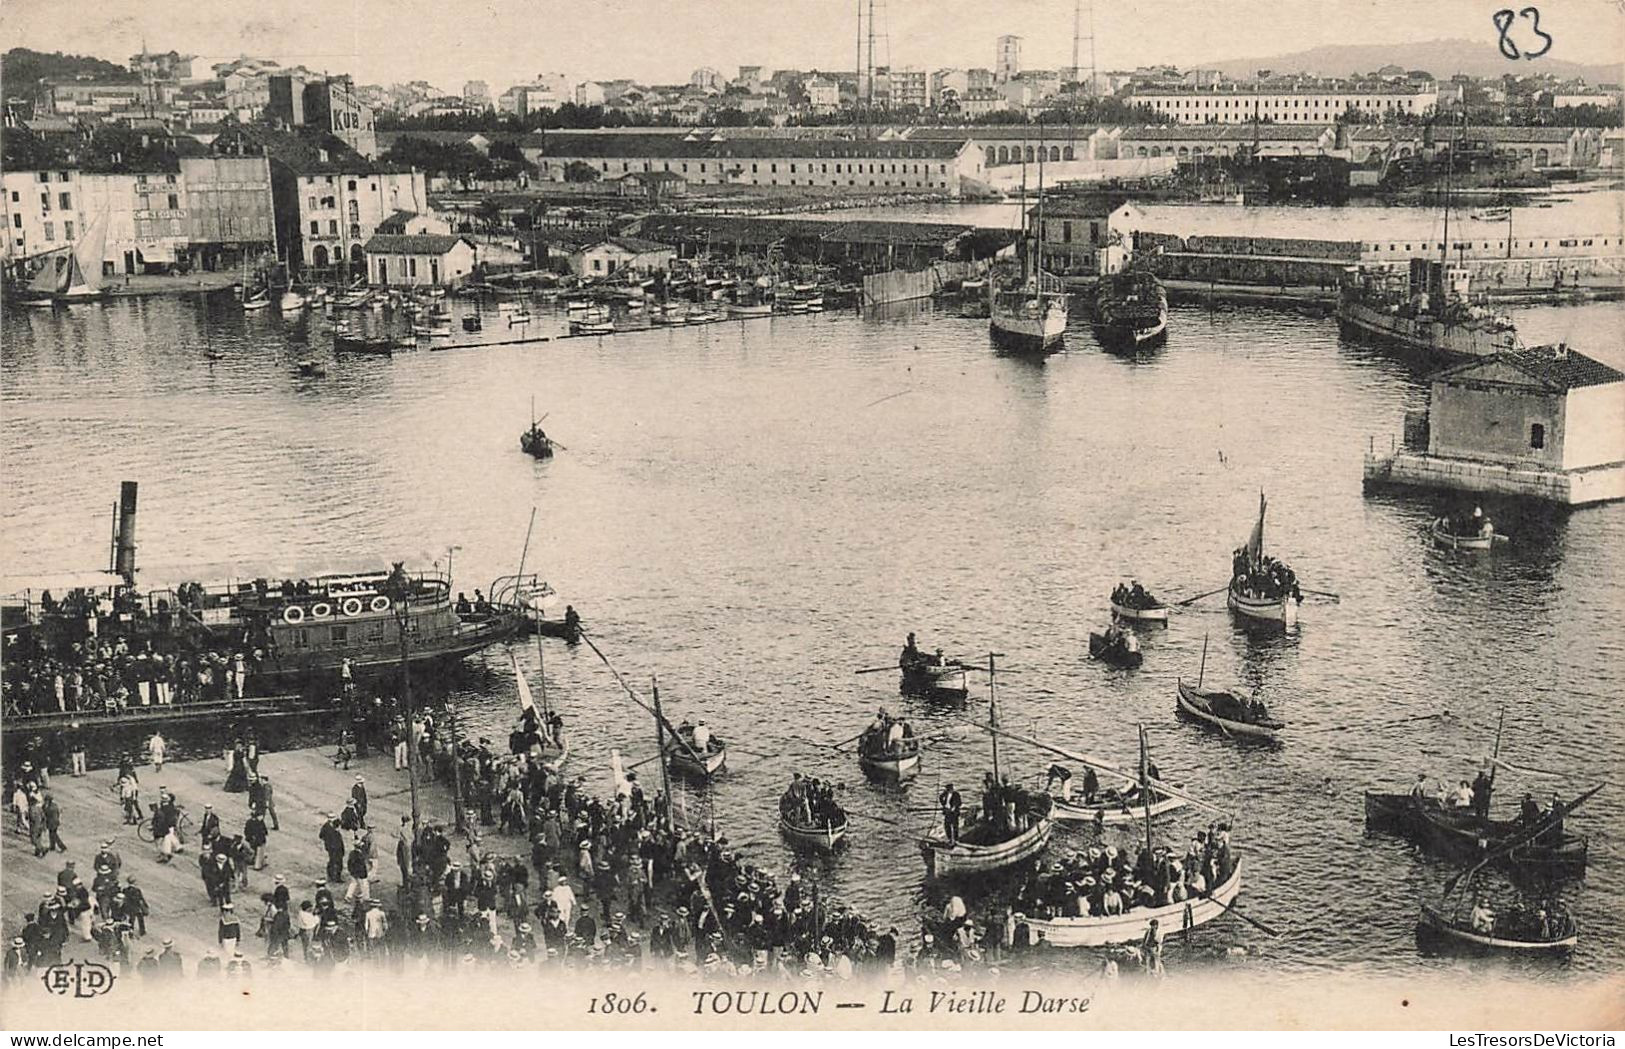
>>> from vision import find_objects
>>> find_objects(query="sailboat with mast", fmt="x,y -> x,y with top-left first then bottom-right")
19,210 -> 109,306
988,723 -> 1243,947
508,646 -> 567,769
1226,491 -> 1303,629
989,130 -> 1068,355
919,654 -> 1053,879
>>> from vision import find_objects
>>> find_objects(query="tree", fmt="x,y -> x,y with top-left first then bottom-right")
563,161 -> 600,182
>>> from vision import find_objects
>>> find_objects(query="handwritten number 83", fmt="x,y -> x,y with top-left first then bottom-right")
1494,7 -> 1553,60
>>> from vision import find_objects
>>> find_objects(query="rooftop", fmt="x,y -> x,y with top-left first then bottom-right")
362,233 -> 470,254
1436,345 -> 1624,392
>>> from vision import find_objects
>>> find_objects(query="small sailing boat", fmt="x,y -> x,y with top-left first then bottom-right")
1176,636 -> 1285,741
19,211 -> 109,306
520,402 -> 554,460
919,654 -> 1053,879
1227,491 -> 1302,629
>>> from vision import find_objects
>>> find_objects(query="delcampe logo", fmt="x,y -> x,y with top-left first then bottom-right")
40,961 -> 117,998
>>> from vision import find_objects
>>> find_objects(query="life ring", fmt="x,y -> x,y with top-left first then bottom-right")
370,596 -> 391,612
282,605 -> 305,624
310,602 -> 333,619
340,597 -> 364,617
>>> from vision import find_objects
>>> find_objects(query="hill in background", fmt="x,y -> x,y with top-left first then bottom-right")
1203,38 -> 1620,85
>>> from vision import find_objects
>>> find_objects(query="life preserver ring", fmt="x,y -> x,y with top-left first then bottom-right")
370,596 -> 391,612
282,605 -> 305,624
340,597 -> 364,617
310,602 -> 333,619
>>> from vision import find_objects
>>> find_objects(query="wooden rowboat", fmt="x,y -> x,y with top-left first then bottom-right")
920,818 -> 1051,880
1431,519 -> 1500,551
666,733 -> 725,779
1025,856 -> 1242,947
1226,581 -> 1299,628
779,813 -> 848,852
900,660 -> 969,698
1088,631 -> 1143,668
1417,902 -> 1576,953
1110,600 -> 1169,623
858,738 -> 921,779
1176,679 -> 1284,740
1050,790 -> 1187,825
1363,791 -> 1589,874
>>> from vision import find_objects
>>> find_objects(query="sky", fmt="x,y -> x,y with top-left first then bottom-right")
3,0 -> 1622,92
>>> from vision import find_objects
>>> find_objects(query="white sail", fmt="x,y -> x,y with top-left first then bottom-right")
68,211 -> 108,295
510,650 -> 536,714
27,251 -> 69,294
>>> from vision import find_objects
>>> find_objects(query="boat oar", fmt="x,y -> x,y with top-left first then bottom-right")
825,730 -> 867,751
1386,710 -> 1453,726
1208,893 -> 1280,937
1174,585 -> 1229,607
843,809 -> 905,827
1300,588 -> 1341,602
854,665 -> 897,675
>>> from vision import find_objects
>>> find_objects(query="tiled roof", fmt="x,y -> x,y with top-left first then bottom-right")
363,234 -> 469,254
532,132 -> 968,161
1437,345 -> 1624,391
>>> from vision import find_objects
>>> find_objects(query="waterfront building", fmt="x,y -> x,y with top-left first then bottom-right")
267,75 -> 379,159
1129,79 -> 1438,124
178,156 -> 277,269
1366,345 -> 1625,505
569,235 -> 675,277
528,133 -> 982,196
364,233 -> 476,287
1031,194 -> 1146,276
209,125 -> 425,274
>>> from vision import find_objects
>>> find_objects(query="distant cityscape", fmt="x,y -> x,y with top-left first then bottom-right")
1,34 -> 1621,284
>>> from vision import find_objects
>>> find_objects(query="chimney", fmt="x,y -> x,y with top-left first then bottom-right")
1554,342 -> 1569,359
114,481 -> 139,584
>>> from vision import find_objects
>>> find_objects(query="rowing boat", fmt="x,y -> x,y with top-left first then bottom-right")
1363,791 -> 1589,873
779,813 -> 848,852
858,737 -> 921,779
1176,679 -> 1284,740
1088,630 -> 1143,668
1110,599 -> 1169,624
1050,790 -> 1188,825
920,818 -> 1051,879
1025,856 -> 1243,947
1430,519 -> 1498,551
666,728 -> 726,779
900,659 -> 969,698
1416,901 -> 1576,953
1226,581 -> 1299,628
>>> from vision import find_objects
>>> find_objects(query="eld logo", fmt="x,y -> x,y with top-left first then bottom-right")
40,961 -> 116,997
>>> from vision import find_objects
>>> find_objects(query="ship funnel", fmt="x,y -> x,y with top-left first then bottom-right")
114,481 -> 138,584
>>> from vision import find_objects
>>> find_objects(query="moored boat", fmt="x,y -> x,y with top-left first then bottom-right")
1093,269 -> 1169,351
1363,789 -> 1592,874
1431,511 -> 1503,551
921,818 -> 1051,879
1050,789 -> 1188,825
279,289 -> 307,312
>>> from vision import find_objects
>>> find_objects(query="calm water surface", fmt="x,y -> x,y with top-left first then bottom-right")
2,289 -> 1621,980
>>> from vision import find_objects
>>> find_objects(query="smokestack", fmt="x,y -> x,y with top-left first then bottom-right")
115,481 -> 139,584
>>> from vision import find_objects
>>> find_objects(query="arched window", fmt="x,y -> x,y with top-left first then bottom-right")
1177,147 -> 1189,158
1150,146 -> 1161,157
997,146 -> 1009,164
986,147 -> 997,166
1137,146 -> 1148,157
350,244 -> 365,266
312,245 -> 329,267
347,200 -> 359,222
1062,146 -> 1074,161
1024,146 -> 1035,162
1535,148 -> 1549,166
1049,146 -> 1060,162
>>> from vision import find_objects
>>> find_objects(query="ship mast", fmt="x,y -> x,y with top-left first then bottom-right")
987,652 -> 1001,783
1036,122 -> 1046,291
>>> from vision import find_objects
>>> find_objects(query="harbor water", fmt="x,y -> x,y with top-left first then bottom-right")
2,290 -> 1622,981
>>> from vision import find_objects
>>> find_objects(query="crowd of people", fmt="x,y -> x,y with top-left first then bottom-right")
779,774 -> 846,831
1229,549 -> 1302,604
1011,825 -> 1238,923
2,618 -> 253,719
